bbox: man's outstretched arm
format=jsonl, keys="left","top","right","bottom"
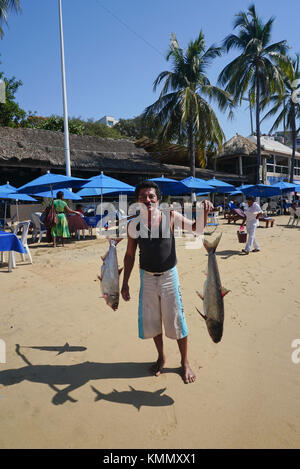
{"left": 121, "top": 233, "right": 137, "bottom": 301}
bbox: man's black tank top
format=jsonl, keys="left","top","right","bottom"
{"left": 134, "top": 212, "right": 177, "bottom": 273}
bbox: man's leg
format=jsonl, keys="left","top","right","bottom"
{"left": 153, "top": 333, "right": 165, "bottom": 376}
{"left": 177, "top": 336, "right": 195, "bottom": 384}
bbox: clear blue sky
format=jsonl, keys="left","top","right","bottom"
{"left": 1, "top": 0, "right": 299, "bottom": 140}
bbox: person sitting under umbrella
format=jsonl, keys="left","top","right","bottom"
{"left": 51, "top": 191, "right": 81, "bottom": 247}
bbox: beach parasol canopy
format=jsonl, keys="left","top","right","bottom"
{"left": 0, "top": 182, "right": 17, "bottom": 193}
{"left": 147, "top": 176, "right": 188, "bottom": 196}
{"left": 271, "top": 181, "right": 298, "bottom": 192}
{"left": 33, "top": 188, "right": 82, "bottom": 200}
{"left": 239, "top": 184, "right": 281, "bottom": 198}
{"left": 0, "top": 192, "right": 37, "bottom": 202}
{"left": 76, "top": 186, "right": 135, "bottom": 197}
{"left": 16, "top": 171, "right": 87, "bottom": 194}
{"left": 205, "top": 177, "right": 235, "bottom": 193}
{"left": 179, "top": 176, "right": 215, "bottom": 193}
{"left": 81, "top": 172, "right": 135, "bottom": 191}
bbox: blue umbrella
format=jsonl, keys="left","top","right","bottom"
{"left": 79, "top": 172, "right": 135, "bottom": 214}
{"left": 16, "top": 171, "right": 87, "bottom": 194}
{"left": 206, "top": 177, "right": 235, "bottom": 193}
{"left": 239, "top": 184, "right": 281, "bottom": 198}
{"left": 147, "top": 176, "right": 187, "bottom": 196}
{"left": 0, "top": 192, "right": 37, "bottom": 225}
{"left": 0, "top": 182, "right": 17, "bottom": 193}
{"left": 77, "top": 186, "right": 134, "bottom": 197}
{"left": 180, "top": 176, "right": 215, "bottom": 193}
{"left": 81, "top": 172, "right": 134, "bottom": 191}
{"left": 271, "top": 181, "right": 298, "bottom": 192}
{"left": 33, "top": 188, "right": 82, "bottom": 200}
{"left": 0, "top": 193, "right": 37, "bottom": 202}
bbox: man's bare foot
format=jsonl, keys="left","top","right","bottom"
{"left": 152, "top": 356, "right": 165, "bottom": 377}
{"left": 182, "top": 362, "right": 196, "bottom": 384}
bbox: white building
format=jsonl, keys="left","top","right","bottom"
{"left": 99, "top": 115, "right": 119, "bottom": 127}
{"left": 248, "top": 135, "right": 300, "bottom": 183}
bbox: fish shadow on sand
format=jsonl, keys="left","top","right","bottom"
{"left": 0, "top": 344, "right": 177, "bottom": 406}
{"left": 91, "top": 385, "right": 174, "bottom": 411}
{"left": 21, "top": 343, "right": 87, "bottom": 356}
{"left": 214, "top": 249, "right": 243, "bottom": 259}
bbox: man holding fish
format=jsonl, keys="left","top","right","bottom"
{"left": 121, "top": 181, "right": 213, "bottom": 384}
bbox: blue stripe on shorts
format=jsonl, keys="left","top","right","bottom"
{"left": 170, "top": 266, "right": 188, "bottom": 338}
{"left": 138, "top": 269, "right": 145, "bottom": 339}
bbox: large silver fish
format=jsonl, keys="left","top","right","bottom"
{"left": 98, "top": 239, "right": 123, "bottom": 311}
{"left": 196, "top": 233, "right": 230, "bottom": 343}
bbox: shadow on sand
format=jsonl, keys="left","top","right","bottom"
{"left": 0, "top": 344, "right": 176, "bottom": 408}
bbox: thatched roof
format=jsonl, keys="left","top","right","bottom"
{"left": 217, "top": 134, "right": 269, "bottom": 158}
{"left": 0, "top": 127, "right": 169, "bottom": 174}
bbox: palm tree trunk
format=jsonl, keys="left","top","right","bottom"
{"left": 188, "top": 118, "right": 195, "bottom": 178}
{"left": 255, "top": 65, "right": 262, "bottom": 184}
{"left": 290, "top": 100, "right": 296, "bottom": 183}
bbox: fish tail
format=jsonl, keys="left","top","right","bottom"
{"left": 203, "top": 232, "right": 222, "bottom": 253}
{"left": 109, "top": 238, "right": 123, "bottom": 247}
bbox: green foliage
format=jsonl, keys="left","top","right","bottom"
{"left": 81, "top": 118, "right": 122, "bottom": 138}
{"left": 218, "top": 3, "right": 289, "bottom": 182}
{"left": 143, "top": 31, "right": 232, "bottom": 172}
{"left": 28, "top": 115, "right": 85, "bottom": 135}
{"left": 115, "top": 115, "right": 159, "bottom": 140}
{"left": 0, "top": 72, "right": 27, "bottom": 126}
{"left": 0, "top": 0, "right": 21, "bottom": 39}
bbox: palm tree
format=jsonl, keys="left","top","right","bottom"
{"left": 261, "top": 55, "right": 300, "bottom": 183}
{"left": 143, "top": 31, "right": 233, "bottom": 178}
{"left": 0, "top": 0, "right": 21, "bottom": 38}
{"left": 218, "top": 4, "right": 289, "bottom": 183}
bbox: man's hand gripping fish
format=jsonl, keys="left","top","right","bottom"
{"left": 196, "top": 233, "right": 230, "bottom": 343}
{"left": 98, "top": 239, "right": 123, "bottom": 311}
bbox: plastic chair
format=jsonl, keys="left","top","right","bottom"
{"left": 261, "top": 202, "right": 268, "bottom": 217}
{"left": 31, "top": 212, "right": 47, "bottom": 243}
{"left": 288, "top": 207, "right": 300, "bottom": 226}
{"left": 12, "top": 221, "right": 33, "bottom": 266}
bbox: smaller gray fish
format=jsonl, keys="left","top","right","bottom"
{"left": 98, "top": 239, "right": 123, "bottom": 311}
{"left": 91, "top": 385, "right": 174, "bottom": 410}
{"left": 196, "top": 233, "right": 230, "bottom": 343}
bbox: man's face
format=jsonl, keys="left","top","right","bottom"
{"left": 247, "top": 199, "right": 254, "bottom": 207}
{"left": 137, "top": 187, "right": 159, "bottom": 212}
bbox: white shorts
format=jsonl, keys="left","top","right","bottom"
{"left": 138, "top": 266, "right": 188, "bottom": 340}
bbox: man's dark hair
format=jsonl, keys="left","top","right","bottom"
{"left": 135, "top": 180, "right": 161, "bottom": 200}
{"left": 57, "top": 191, "right": 64, "bottom": 199}
{"left": 246, "top": 195, "right": 255, "bottom": 201}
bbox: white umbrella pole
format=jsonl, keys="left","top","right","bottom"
{"left": 4, "top": 200, "right": 7, "bottom": 229}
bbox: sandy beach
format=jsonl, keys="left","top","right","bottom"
{"left": 0, "top": 215, "right": 300, "bottom": 449}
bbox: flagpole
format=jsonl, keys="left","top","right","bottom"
{"left": 58, "top": 0, "right": 71, "bottom": 177}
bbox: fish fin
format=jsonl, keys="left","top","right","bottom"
{"left": 90, "top": 385, "right": 102, "bottom": 401}
{"left": 101, "top": 252, "right": 108, "bottom": 262}
{"left": 110, "top": 238, "right": 123, "bottom": 246}
{"left": 196, "top": 307, "right": 207, "bottom": 321}
{"left": 129, "top": 385, "right": 135, "bottom": 391}
{"left": 156, "top": 388, "right": 167, "bottom": 395}
{"left": 221, "top": 287, "right": 230, "bottom": 297}
{"left": 196, "top": 290, "right": 204, "bottom": 301}
{"left": 118, "top": 267, "right": 124, "bottom": 276}
{"left": 203, "top": 232, "right": 222, "bottom": 253}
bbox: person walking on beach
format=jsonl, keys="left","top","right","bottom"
{"left": 242, "top": 195, "right": 263, "bottom": 254}
{"left": 51, "top": 191, "right": 81, "bottom": 247}
{"left": 121, "top": 181, "right": 213, "bottom": 384}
